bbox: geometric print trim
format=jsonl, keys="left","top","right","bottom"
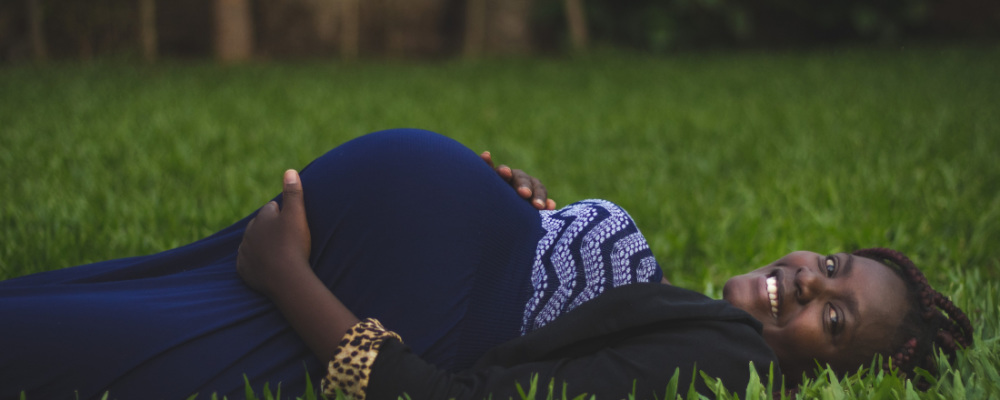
{"left": 521, "top": 199, "right": 661, "bottom": 334}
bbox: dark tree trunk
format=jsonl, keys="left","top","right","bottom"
{"left": 213, "top": 0, "right": 253, "bottom": 62}
{"left": 340, "top": 0, "right": 360, "bottom": 59}
{"left": 563, "top": 0, "right": 587, "bottom": 51}
{"left": 139, "top": 0, "right": 158, "bottom": 62}
{"left": 490, "top": 0, "right": 534, "bottom": 55}
{"left": 463, "top": 0, "right": 486, "bottom": 58}
{"left": 27, "top": 0, "right": 47, "bottom": 62}
{"left": 313, "top": 0, "right": 339, "bottom": 50}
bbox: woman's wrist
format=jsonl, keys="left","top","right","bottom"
{"left": 266, "top": 262, "right": 361, "bottom": 360}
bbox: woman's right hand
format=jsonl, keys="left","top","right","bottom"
{"left": 480, "top": 151, "right": 557, "bottom": 210}
{"left": 237, "top": 169, "right": 361, "bottom": 361}
{"left": 237, "top": 169, "right": 314, "bottom": 298}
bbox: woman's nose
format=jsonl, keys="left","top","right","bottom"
{"left": 795, "top": 267, "right": 825, "bottom": 303}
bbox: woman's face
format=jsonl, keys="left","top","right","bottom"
{"left": 723, "top": 251, "right": 910, "bottom": 382}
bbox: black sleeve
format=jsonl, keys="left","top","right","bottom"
{"left": 365, "top": 319, "right": 777, "bottom": 400}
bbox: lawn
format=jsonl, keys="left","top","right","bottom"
{"left": 1, "top": 44, "right": 998, "bottom": 398}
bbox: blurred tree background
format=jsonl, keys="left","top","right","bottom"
{"left": 0, "top": 0, "right": 996, "bottom": 63}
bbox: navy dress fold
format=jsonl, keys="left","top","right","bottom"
{"left": 0, "top": 129, "right": 545, "bottom": 400}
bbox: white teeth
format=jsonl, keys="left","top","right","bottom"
{"left": 766, "top": 276, "right": 780, "bottom": 318}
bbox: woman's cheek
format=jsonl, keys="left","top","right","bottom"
{"left": 764, "top": 324, "right": 814, "bottom": 376}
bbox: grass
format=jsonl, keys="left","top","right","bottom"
{"left": 1, "top": 44, "right": 998, "bottom": 398}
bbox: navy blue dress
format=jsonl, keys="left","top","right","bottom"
{"left": 0, "top": 129, "right": 662, "bottom": 400}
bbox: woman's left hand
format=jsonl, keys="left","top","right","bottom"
{"left": 237, "top": 169, "right": 314, "bottom": 298}
{"left": 480, "top": 151, "right": 557, "bottom": 210}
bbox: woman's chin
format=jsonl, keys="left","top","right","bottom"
{"left": 721, "top": 275, "right": 744, "bottom": 305}
{"left": 721, "top": 273, "right": 759, "bottom": 315}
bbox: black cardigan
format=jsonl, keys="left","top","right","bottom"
{"left": 367, "top": 283, "right": 780, "bottom": 399}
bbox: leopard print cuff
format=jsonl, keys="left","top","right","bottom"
{"left": 321, "top": 318, "right": 402, "bottom": 400}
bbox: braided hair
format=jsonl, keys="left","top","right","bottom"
{"left": 851, "top": 248, "right": 973, "bottom": 387}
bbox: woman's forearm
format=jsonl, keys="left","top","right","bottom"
{"left": 266, "top": 259, "right": 360, "bottom": 362}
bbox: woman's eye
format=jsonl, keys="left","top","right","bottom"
{"left": 829, "top": 306, "right": 840, "bottom": 333}
{"left": 825, "top": 258, "right": 836, "bottom": 277}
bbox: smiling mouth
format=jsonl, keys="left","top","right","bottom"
{"left": 766, "top": 271, "right": 780, "bottom": 319}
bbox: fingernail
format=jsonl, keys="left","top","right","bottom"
{"left": 534, "top": 199, "right": 545, "bottom": 207}
{"left": 284, "top": 169, "right": 298, "bottom": 185}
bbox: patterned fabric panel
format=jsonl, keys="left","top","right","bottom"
{"left": 521, "top": 199, "right": 662, "bottom": 334}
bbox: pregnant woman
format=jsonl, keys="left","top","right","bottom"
{"left": 0, "top": 129, "right": 971, "bottom": 399}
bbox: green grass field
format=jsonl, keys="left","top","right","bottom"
{"left": 1, "top": 45, "right": 998, "bottom": 399}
